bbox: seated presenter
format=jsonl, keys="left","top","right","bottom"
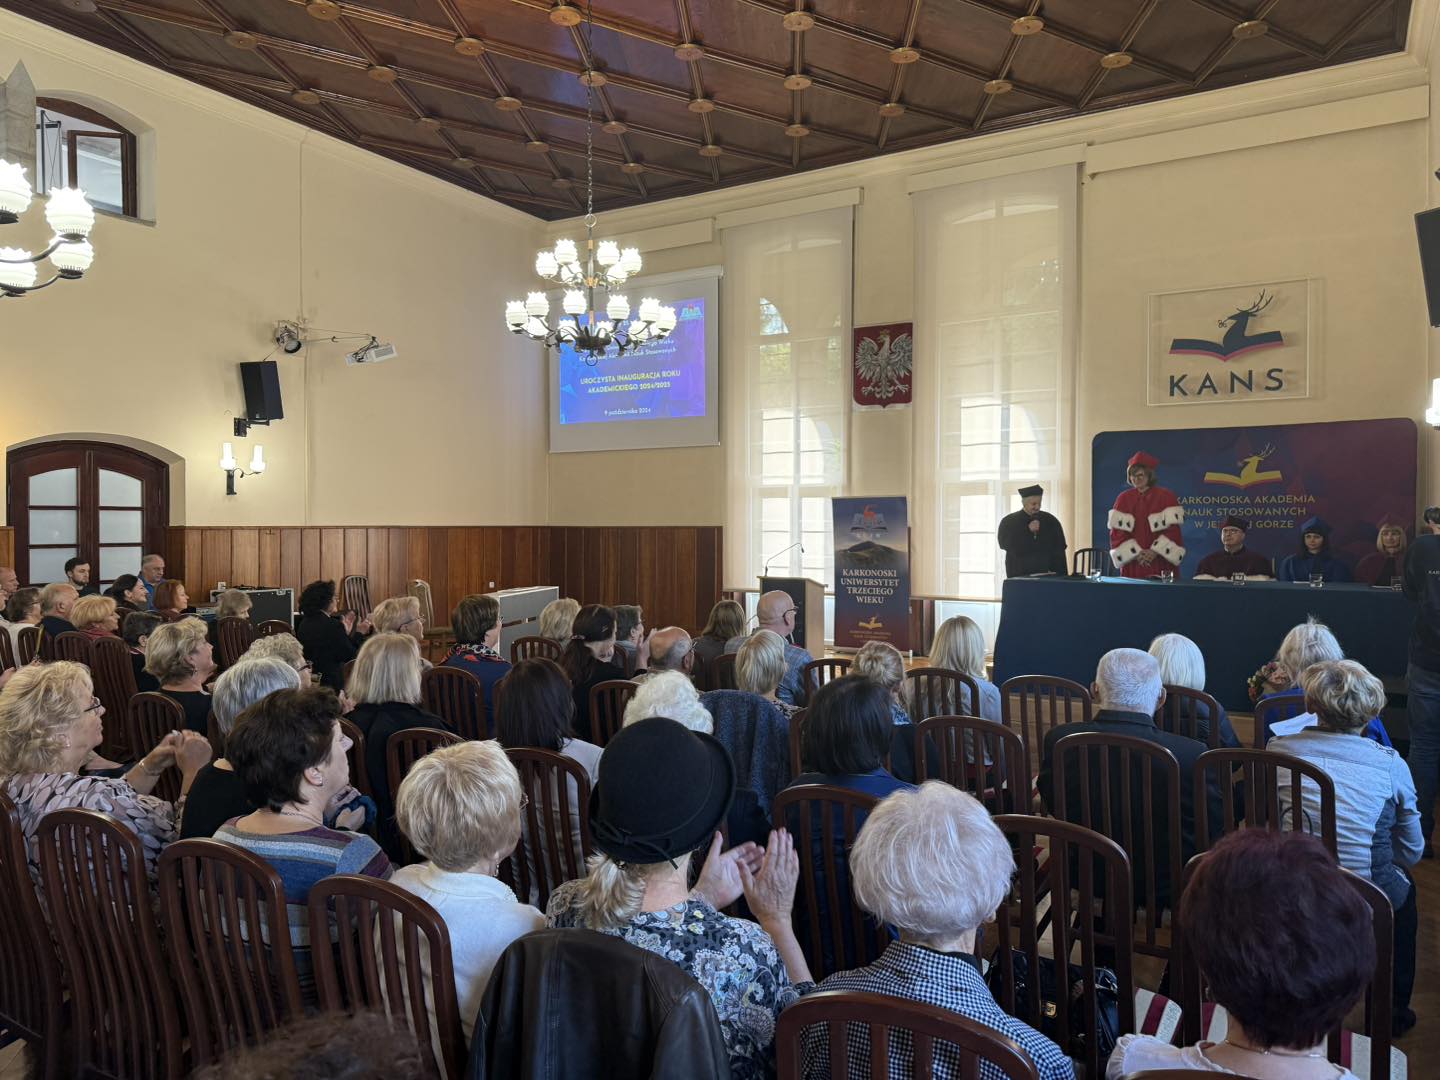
{"left": 1356, "top": 520, "right": 1407, "bottom": 587}
{"left": 996, "top": 484, "right": 1068, "bottom": 578}
{"left": 1277, "top": 517, "right": 1352, "bottom": 583}
{"left": 1107, "top": 452, "right": 1185, "bottom": 580}
{"left": 1192, "top": 516, "right": 1273, "bottom": 580}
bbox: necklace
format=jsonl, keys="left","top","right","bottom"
{"left": 275, "top": 806, "right": 324, "bottom": 828}
{"left": 1213, "top": 1039, "right": 1344, "bottom": 1076}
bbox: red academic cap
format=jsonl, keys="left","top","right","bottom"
{"left": 1127, "top": 451, "right": 1159, "bottom": 470}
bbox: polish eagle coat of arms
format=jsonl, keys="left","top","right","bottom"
{"left": 853, "top": 324, "right": 914, "bottom": 408}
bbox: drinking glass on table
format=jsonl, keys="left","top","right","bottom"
{"left": 1159, "top": 570, "right": 1174, "bottom": 584}
{"left": 1232, "top": 572, "right": 1246, "bottom": 585}
{"left": 1309, "top": 573, "right": 1324, "bottom": 588}
{"left": 1392, "top": 576, "right": 1405, "bottom": 592}
{"left": 1087, "top": 567, "right": 1103, "bottom": 582}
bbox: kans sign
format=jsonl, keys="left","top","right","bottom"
{"left": 833, "top": 497, "right": 911, "bottom": 652}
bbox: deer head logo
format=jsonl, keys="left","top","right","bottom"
{"left": 1171, "top": 289, "right": 1286, "bottom": 362}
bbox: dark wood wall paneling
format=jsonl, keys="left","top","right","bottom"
{"left": 0, "top": 527, "right": 12, "bottom": 569}
{"left": 162, "top": 526, "right": 723, "bottom": 635}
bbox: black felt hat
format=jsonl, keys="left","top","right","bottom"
{"left": 1018, "top": 485, "right": 1044, "bottom": 498}
{"left": 588, "top": 717, "right": 735, "bottom": 865}
{"left": 1220, "top": 515, "right": 1249, "bottom": 532}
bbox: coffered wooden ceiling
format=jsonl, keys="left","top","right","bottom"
{"left": 3, "top": 0, "right": 1413, "bottom": 218}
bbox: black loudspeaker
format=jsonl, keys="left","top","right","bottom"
{"left": 239, "top": 361, "right": 284, "bottom": 423}
{"left": 1416, "top": 208, "right": 1440, "bottom": 328}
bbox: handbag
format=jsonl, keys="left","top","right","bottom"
{"left": 985, "top": 949, "right": 1121, "bottom": 1064}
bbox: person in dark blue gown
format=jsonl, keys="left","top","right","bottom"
{"left": 1277, "top": 516, "right": 1352, "bottom": 583}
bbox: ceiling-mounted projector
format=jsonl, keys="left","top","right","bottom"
{"left": 346, "top": 338, "right": 398, "bottom": 366}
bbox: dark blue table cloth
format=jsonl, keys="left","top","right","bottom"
{"left": 992, "top": 576, "right": 1414, "bottom": 712}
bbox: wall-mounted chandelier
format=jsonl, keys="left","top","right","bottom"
{"left": 0, "top": 159, "right": 96, "bottom": 299}
{"left": 502, "top": 1, "right": 674, "bottom": 365}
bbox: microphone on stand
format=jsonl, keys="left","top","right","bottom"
{"left": 763, "top": 541, "right": 806, "bottom": 576}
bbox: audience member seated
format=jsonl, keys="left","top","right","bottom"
{"left": 71, "top": 594, "right": 121, "bottom": 640}
{"left": 695, "top": 599, "right": 745, "bottom": 680}
{"left": 38, "top": 582, "right": 77, "bottom": 640}
{"left": 1148, "top": 632, "right": 1240, "bottom": 747}
{"left": 370, "top": 595, "right": 432, "bottom": 672}
{"left": 1191, "top": 515, "right": 1274, "bottom": 580}
{"left": 439, "top": 593, "right": 511, "bottom": 715}
{"left": 1, "top": 587, "right": 40, "bottom": 657}
{"left": 0, "top": 661, "right": 211, "bottom": 884}
{"left": 725, "top": 590, "right": 811, "bottom": 706}
{"left": 547, "top": 717, "right": 812, "bottom": 1080}
{"left": 496, "top": 657, "right": 602, "bottom": 902}
{"left": 149, "top": 617, "right": 217, "bottom": 734}
{"left": 295, "top": 580, "right": 364, "bottom": 691}
{"left": 392, "top": 740, "right": 544, "bottom": 1039}
{"left": 1108, "top": 829, "right": 1372, "bottom": 1078}
{"left": 216, "top": 588, "right": 253, "bottom": 621}
{"left": 104, "top": 573, "right": 150, "bottom": 615}
{"left": 348, "top": 632, "right": 448, "bottom": 862}
{"left": 124, "top": 610, "right": 164, "bottom": 692}
{"left": 844, "top": 642, "right": 936, "bottom": 784}
{"left": 558, "top": 604, "right": 632, "bottom": 743}
{"left": 626, "top": 669, "right": 713, "bottom": 733}
{"left": 928, "top": 615, "right": 1002, "bottom": 722}
{"left": 612, "top": 604, "right": 646, "bottom": 670}
{"left": 64, "top": 556, "right": 98, "bottom": 597}
{"left": 639, "top": 626, "right": 693, "bottom": 679}
{"left": 1356, "top": 520, "right": 1408, "bottom": 587}
{"left": 138, "top": 553, "right": 166, "bottom": 609}
{"left": 1274, "top": 659, "right": 1422, "bottom": 1036}
{"left": 698, "top": 673, "right": 789, "bottom": 849}
{"left": 244, "top": 632, "right": 314, "bottom": 687}
{"left": 0, "top": 567, "right": 16, "bottom": 606}
{"left": 1255, "top": 618, "right": 1390, "bottom": 745}
{"left": 193, "top": 1012, "right": 422, "bottom": 1080}
{"left": 804, "top": 782, "right": 1074, "bottom": 1080}
{"left": 216, "top": 687, "right": 391, "bottom": 987}
{"left": 1278, "top": 516, "right": 1353, "bottom": 583}
{"left": 737, "top": 629, "right": 801, "bottom": 719}
{"left": 538, "top": 597, "right": 580, "bottom": 644}
{"left": 152, "top": 578, "right": 190, "bottom": 622}
{"left": 181, "top": 657, "right": 302, "bottom": 839}
{"left": 1038, "top": 648, "right": 1220, "bottom": 911}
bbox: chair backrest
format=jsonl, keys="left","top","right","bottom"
{"left": 772, "top": 784, "right": 885, "bottom": 979}
{"left": 915, "top": 715, "right": 1028, "bottom": 815}
{"left": 54, "top": 629, "right": 93, "bottom": 665}
{"left": 1001, "top": 674, "right": 1093, "bottom": 785}
{"left": 775, "top": 989, "right": 1042, "bottom": 1080}
{"left": 1253, "top": 693, "right": 1306, "bottom": 748}
{"left": 408, "top": 579, "right": 437, "bottom": 627}
{"left": 338, "top": 716, "right": 370, "bottom": 796}
{"left": 992, "top": 814, "right": 1136, "bottom": 1079}
{"left": 0, "top": 791, "right": 63, "bottom": 1079}
{"left": 36, "top": 808, "right": 185, "bottom": 1080}
{"left": 0, "top": 629, "right": 12, "bottom": 671}
{"left": 216, "top": 616, "right": 256, "bottom": 669}
{"left": 421, "top": 665, "right": 487, "bottom": 741}
{"left": 16, "top": 624, "right": 40, "bottom": 665}
{"left": 157, "top": 838, "right": 304, "bottom": 1067}
{"left": 255, "top": 618, "right": 293, "bottom": 638}
{"left": 611, "top": 646, "right": 635, "bottom": 678}
{"left": 504, "top": 747, "right": 594, "bottom": 912}
{"left": 510, "top": 635, "right": 562, "bottom": 665}
{"left": 1156, "top": 685, "right": 1225, "bottom": 749}
{"left": 801, "top": 658, "right": 851, "bottom": 705}
{"left": 588, "top": 679, "right": 639, "bottom": 748}
{"left": 91, "top": 635, "right": 139, "bottom": 761}
{"left": 386, "top": 728, "right": 464, "bottom": 864}
{"left": 340, "top": 575, "right": 372, "bottom": 620}
{"left": 1072, "top": 546, "right": 1104, "bottom": 576}
{"left": 342, "top": 658, "right": 356, "bottom": 690}
{"left": 1191, "top": 747, "right": 1338, "bottom": 854}
{"left": 308, "top": 874, "right": 467, "bottom": 1080}
{"left": 710, "top": 652, "right": 737, "bottom": 691}
{"left": 1049, "top": 730, "right": 1183, "bottom": 960}
{"left": 905, "top": 666, "right": 981, "bottom": 727}
{"left": 788, "top": 707, "right": 808, "bottom": 775}
{"left": 127, "top": 692, "right": 186, "bottom": 802}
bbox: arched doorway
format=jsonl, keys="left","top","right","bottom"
{"left": 7, "top": 440, "right": 169, "bottom": 588}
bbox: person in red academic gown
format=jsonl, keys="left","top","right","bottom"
{"left": 1193, "top": 515, "right": 1274, "bottom": 579}
{"left": 1108, "top": 451, "right": 1185, "bottom": 579}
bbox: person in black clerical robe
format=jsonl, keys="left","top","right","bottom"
{"left": 997, "top": 485, "right": 1068, "bottom": 578}
{"left": 1193, "top": 515, "right": 1273, "bottom": 579}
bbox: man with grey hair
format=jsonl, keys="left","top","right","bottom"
{"left": 0, "top": 567, "right": 17, "bottom": 606}
{"left": 638, "top": 626, "right": 693, "bottom": 680}
{"left": 1038, "top": 648, "right": 1221, "bottom": 908}
{"left": 139, "top": 553, "right": 166, "bottom": 610}
{"left": 38, "top": 582, "right": 78, "bottom": 640}
{"left": 723, "top": 589, "right": 812, "bottom": 705}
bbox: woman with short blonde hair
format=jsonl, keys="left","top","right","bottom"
{"left": 147, "top": 617, "right": 217, "bottom": 735}
{"left": 371, "top": 595, "right": 423, "bottom": 639}
{"left": 244, "top": 633, "right": 312, "bottom": 686}
{"left": 1357, "top": 523, "right": 1408, "bottom": 586}
{"left": 70, "top": 595, "right": 120, "bottom": 638}
{"left": 736, "top": 630, "right": 796, "bottom": 718}
{"left": 538, "top": 597, "right": 580, "bottom": 644}
{"left": 852, "top": 640, "right": 910, "bottom": 723}
{"left": 928, "top": 616, "right": 1002, "bottom": 722}
{"left": 1255, "top": 617, "right": 1389, "bottom": 744}
{"left": 216, "top": 589, "right": 253, "bottom": 620}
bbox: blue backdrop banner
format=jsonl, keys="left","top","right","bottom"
{"left": 833, "top": 497, "right": 911, "bottom": 652}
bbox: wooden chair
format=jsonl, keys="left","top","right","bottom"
{"left": 339, "top": 716, "right": 370, "bottom": 797}
{"left": 0, "top": 792, "right": 63, "bottom": 1080}
{"left": 801, "top": 658, "right": 851, "bottom": 705}
{"left": 510, "top": 635, "right": 561, "bottom": 665}
{"left": 915, "top": 715, "right": 1028, "bottom": 815}
{"left": 157, "top": 838, "right": 304, "bottom": 1068}
{"left": 386, "top": 728, "right": 463, "bottom": 864}
{"left": 54, "top": 630, "right": 93, "bottom": 664}
{"left": 17, "top": 624, "right": 40, "bottom": 665}
{"left": 216, "top": 615, "right": 256, "bottom": 669}
{"left": 91, "top": 635, "right": 139, "bottom": 761}
{"left": 309, "top": 874, "right": 467, "bottom": 1080}
{"left": 905, "top": 666, "right": 981, "bottom": 725}
{"left": 710, "top": 652, "right": 738, "bottom": 691}
{"left": 421, "top": 665, "right": 487, "bottom": 741}
{"left": 775, "top": 989, "right": 1042, "bottom": 1080}
{"left": 1049, "top": 730, "right": 1183, "bottom": 964}
{"left": 1192, "top": 747, "right": 1338, "bottom": 854}
{"left": 254, "top": 619, "right": 293, "bottom": 638}
{"left": 589, "top": 679, "right": 639, "bottom": 748}
{"left": 1156, "top": 685, "right": 1225, "bottom": 749}
{"left": 37, "top": 808, "right": 185, "bottom": 1080}
{"left": 1252, "top": 693, "right": 1306, "bottom": 748}
{"left": 772, "top": 784, "right": 885, "bottom": 980}
{"left": 0, "top": 629, "right": 13, "bottom": 671}
{"left": 505, "top": 747, "right": 594, "bottom": 911}
{"left": 1001, "top": 674, "right": 1092, "bottom": 785}
{"left": 409, "top": 579, "right": 453, "bottom": 648}
{"left": 127, "top": 692, "right": 186, "bottom": 802}
{"left": 992, "top": 814, "right": 1136, "bottom": 1080}
{"left": 611, "top": 646, "right": 635, "bottom": 678}
{"left": 1072, "top": 546, "right": 1105, "bottom": 576}
{"left": 340, "top": 574, "right": 372, "bottom": 620}
{"left": 788, "top": 707, "right": 808, "bottom": 775}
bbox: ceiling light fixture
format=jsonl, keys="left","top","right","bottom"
{"left": 0, "top": 161, "right": 96, "bottom": 299}
{"left": 503, "top": 0, "right": 674, "bottom": 365}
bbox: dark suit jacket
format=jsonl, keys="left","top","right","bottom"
{"left": 350, "top": 700, "right": 450, "bottom": 863}
{"left": 294, "top": 611, "right": 360, "bottom": 691}
{"left": 1038, "top": 708, "right": 1223, "bottom": 909}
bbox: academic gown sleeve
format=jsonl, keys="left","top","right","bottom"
{"left": 1144, "top": 488, "right": 1185, "bottom": 568}
{"left": 1108, "top": 490, "right": 1143, "bottom": 570}
{"left": 1046, "top": 514, "right": 1069, "bottom": 576}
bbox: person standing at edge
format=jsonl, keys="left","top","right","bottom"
{"left": 1404, "top": 523, "right": 1440, "bottom": 856}
{"left": 996, "top": 485, "right": 1068, "bottom": 578}
{"left": 1108, "top": 452, "right": 1185, "bottom": 580}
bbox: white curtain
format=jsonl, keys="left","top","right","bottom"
{"left": 721, "top": 207, "right": 853, "bottom": 587}
{"left": 912, "top": 166, "right": 1078, "bottom": 599}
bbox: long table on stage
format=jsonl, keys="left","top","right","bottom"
{"left": 992, "top": 576, "right": 1414, "bottom": 713}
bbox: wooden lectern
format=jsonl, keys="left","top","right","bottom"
{"left": 758, "top": 576, "right": 826, "bottom": 653}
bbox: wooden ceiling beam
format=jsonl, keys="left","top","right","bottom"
{"left": 1324, "top": 0, "right": 1396, "bottom": 59}
{"left": 1192, "top": 0, "right": 1284, "bottom": 85}
{"left": 1076, "top": 0, "right": 1162, "bottom": 111}
{"left": 876, "top": 0, "right": 923, "bottom": 149}
{"left": 1183, "top": 0, "right": 1327, "bottom": 59}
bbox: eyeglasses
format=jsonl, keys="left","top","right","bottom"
{"left": 400, "top": 617, "right": 424, "bottom": 629}
{"left": 298, "top": 662, "right": 313, "bottom": 673}
{"left": 83, "top": 697, "right": 103, "bottom": 714}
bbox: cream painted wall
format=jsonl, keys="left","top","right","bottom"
{"left": 0, "top": 10, "right": 546, "bottom": 527}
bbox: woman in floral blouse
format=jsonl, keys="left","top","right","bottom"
{"left": 547, "top": 716, "right": 813, "bottom": 1080}
{"left": 0, "top": 660, "right": 212, "bottom": 885}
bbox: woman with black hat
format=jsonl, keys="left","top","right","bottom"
{"left": 1277, "top": 516, "right": 1353, "bottom": 583}
{"left": 546, "top": 716, "right": 813, "bottom": 1080}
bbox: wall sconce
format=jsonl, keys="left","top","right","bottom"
{"left": 220, "top": 441, "right": 266, "bottom": 495}
{"left": 1427, "top": 379, "right": 1440, "bottom": 428}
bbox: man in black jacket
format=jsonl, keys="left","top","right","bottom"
{"left": 38, "top": 582, "right": 78, "bottom": 642}
{"left": 1403, "top": 529, "right": 1440, "bottom": 849}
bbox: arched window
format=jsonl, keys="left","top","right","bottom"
{"left": 34, "top": 97, "right": 138, "bottom": 217}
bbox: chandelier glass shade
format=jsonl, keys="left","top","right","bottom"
{"left": 0, "top": 159, "right": 97, "bottom": 299}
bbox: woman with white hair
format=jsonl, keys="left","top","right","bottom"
{"left": 1147, "top": 633, "right": 1240, "bottom": 748}
{"left": 148, "top": 616, "right": 218, "bottom": 735}
{"left": 1255, "top": 618, "right": 1390, "bottom": 745}
{"left": 734, "top": 630, "right": 796, "bottom": 718}
{"left": 244, "top": 632, "right": 313, "bottom": 687}
{"left": 623, "top": 670, "right": 713, "bottom": 733}
{"left": 538, "top": 597, "right": 580, "bottom": 644}
{"left": 928, "top": 616, "right": 1001, "bottom": 722}
{"left": 802, "top": 782, "right": 1073, "bottom": 1080}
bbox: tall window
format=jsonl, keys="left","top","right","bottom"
{"left": 35, "top": 98, "right": 138, "bottom": 217}
{"left": 912, "top": 167, "right": 1076, "bottom": 602}
{"left": 722, "top": 207, "right": 852, "bottom": 588}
